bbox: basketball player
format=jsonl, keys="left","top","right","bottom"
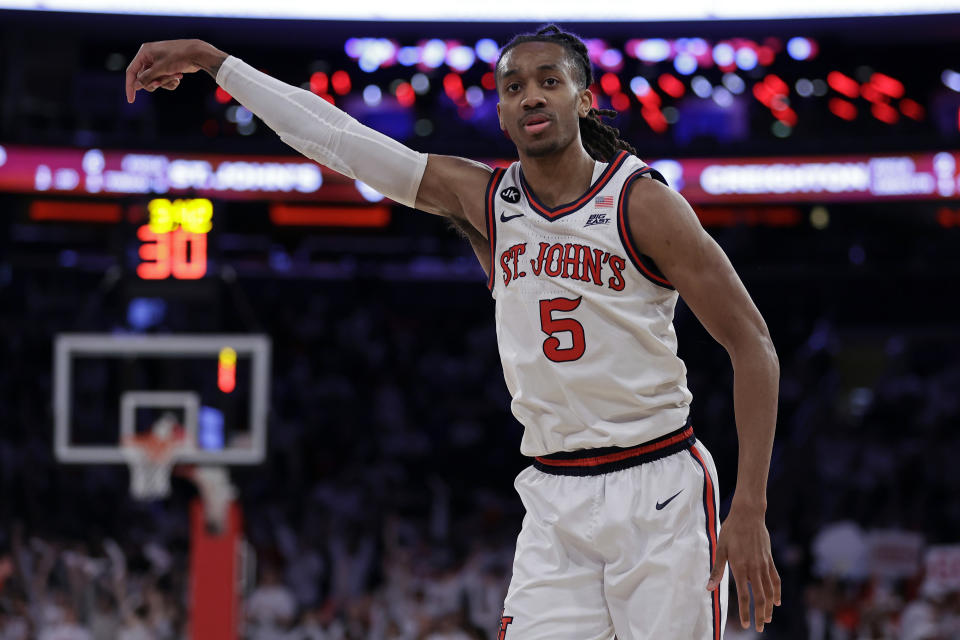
{"left": 126, "top": 25, "right": 781, "bottom": 639}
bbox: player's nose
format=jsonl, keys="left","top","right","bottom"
{"left": 521, "top": 92, "right": 546, "bottom": 109}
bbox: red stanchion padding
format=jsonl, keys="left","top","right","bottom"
{"left": 189, "top": 500, "right": 242, "bottom": 640}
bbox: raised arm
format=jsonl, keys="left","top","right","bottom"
{"left": 625, "top": 177, "right": 781, "bottom": 633}
{"left": 125, "top": 39, "right": 492, "bottom": 234}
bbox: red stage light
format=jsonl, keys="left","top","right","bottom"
{"left": 214, "top": 87, "right": 232, "bottom": 104}
{"left": 331, "top": 71, "right": 352, "bottom": 95}
{"left": 829, "top": 98, "right": 857, "bottom": 121}
{"left": 637, "top": 90, "right": 661, "bottom": 108}
{"left": 757, "top": 46, "right": 775, "bottom": 66}
{"left": 395, "top": 82, "right": 415, "bottom": 107}
{"left": 899, "top": 98, "right": 925, "bottom": 120}
{"left": 481, "top": 71, "right": 496, "bottom": 91}
{"left": 310, "top": 71, "right": 328, "bottom": 95}
{"left": 641, "top": 105, "right": 668, "bottom": 133}
{"left": 775, "top": 107, "right": 798, "bottom": 127}
{"left": 860, "top": 83, "right": 884, "bottom": 104}
{"left": 600, "top": 72, "right": 621, "bottom": 95}
{"left": 657, "top": 73, "right": 685, "bottom": 98}
{"left": 871, "top": 102, "right": 899, "bottom": 124}
{"left": 827, "top": 71, "right": 859, "bottom": 99}
{"left": 443, "top": 73, "right": 464, "bottom": 100}
{"left": 611, "top": 92, "right": 630, "bottom": 112}
{"left": 753, "top": 82, "right": 773, "bottom": 106}
{"left": 869, "top": 73, "right": 904, "bottom": 99}
{"left": 763, "top": 37, "right": 783, "bottom": 52}
{"left": 763, "top": 74, "right": 788, "bottom": 96}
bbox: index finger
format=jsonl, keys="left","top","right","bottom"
{"left": 125, "top": 45, "right": 152, "bottom": 103}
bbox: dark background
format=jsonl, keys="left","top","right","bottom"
{"left": 1, "top": 8, "right": 959, "bottom": 640}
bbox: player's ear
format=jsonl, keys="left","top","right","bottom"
{"left": 578, "top": 88, "right": 593, "bottom": 118}
{"left": 496, "top": 101, "right": 505, "bottom": 130}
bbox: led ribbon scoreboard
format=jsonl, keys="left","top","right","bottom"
{"left": 2, "top": 144, "right": 958, "bottom": 204}
{"left": 2, "top": 144, "right": 960, "bottom": 273}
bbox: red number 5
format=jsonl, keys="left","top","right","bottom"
{"left": 539, "top": 297, "right": 586, "bottom": 362}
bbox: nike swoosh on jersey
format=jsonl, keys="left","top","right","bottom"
{"left": 500, "top": 212, "right": 524, "bottom": 222}
{"left": 655, "top": 490, "right": 683, "bottom": 510}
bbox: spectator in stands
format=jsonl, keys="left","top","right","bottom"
{"left": 246, "top": 564, "right": 298, "bottom": 638}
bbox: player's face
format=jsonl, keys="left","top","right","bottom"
{"left": 496, "top": 42, "right": 592, "bottom": 158}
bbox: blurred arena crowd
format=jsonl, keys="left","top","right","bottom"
{"left": 1, "top": 224, "right": 959, "bottom": 639}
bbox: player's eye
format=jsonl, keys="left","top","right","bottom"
{"left": 544, "top": 77, "right": 559, "bottom": 87}
{"left": 507, "top": 83, "right": 520, "bottom": 92}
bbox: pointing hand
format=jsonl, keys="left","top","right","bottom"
{"left": 125, "top": 39, "right": 227, "bottom": 103}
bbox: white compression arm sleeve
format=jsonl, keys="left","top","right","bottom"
{"left": 216, "top": 56, "right": 427, "bottom": 209}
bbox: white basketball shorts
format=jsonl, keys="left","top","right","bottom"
{"left": 499, "top": 425, "right": 728, "bottom": 640}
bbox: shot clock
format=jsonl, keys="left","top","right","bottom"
{"left": 137, "top": 198, "right": 213, "bottom": 280}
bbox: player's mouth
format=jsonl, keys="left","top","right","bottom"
{"left": 521, "top": 113, "right": 553, "bottom": 135}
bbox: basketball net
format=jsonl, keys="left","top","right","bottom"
{"left": 121, "top": 413, "right": 190, "bottom": 500}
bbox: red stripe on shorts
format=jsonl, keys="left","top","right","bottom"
{"left": 690, "top": 446, "right": 721, "bottom": 640}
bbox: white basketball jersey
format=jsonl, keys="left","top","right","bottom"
{"left": 485, "top": 151, "right": 693, "bottom": 457}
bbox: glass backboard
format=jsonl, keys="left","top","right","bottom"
{"left": 53, "top": 333, "right": 270, "bottom": 466}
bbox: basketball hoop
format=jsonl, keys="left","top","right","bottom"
{"left": 52, "top": 333, "right": 271, "bottom": 640}
{"left": 121, "top": 413, "right": 191, "bottom": 500}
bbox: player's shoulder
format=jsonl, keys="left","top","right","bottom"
{"left": 621, "top": 159, "right": 692, "bottom": 223}
{"left": 614, "top": 153, "right": 674, "bottom": 199}
{"left": 613, "top": 152, "right": 661, "bottom": 181}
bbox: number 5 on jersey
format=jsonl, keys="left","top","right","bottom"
{"left": 539, "top": 297, "right": 586, "bottom": 362}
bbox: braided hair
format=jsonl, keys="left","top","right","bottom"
{"left": 496, "top": 25, "right": 637, "bottom": 162}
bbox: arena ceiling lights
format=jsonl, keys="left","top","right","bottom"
{"left": 2, "top": 0, "right": 960, "bottom": 20}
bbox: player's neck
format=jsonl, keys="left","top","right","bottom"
{"left": 518, "top": 144, "right": 597, "bottom": 208}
